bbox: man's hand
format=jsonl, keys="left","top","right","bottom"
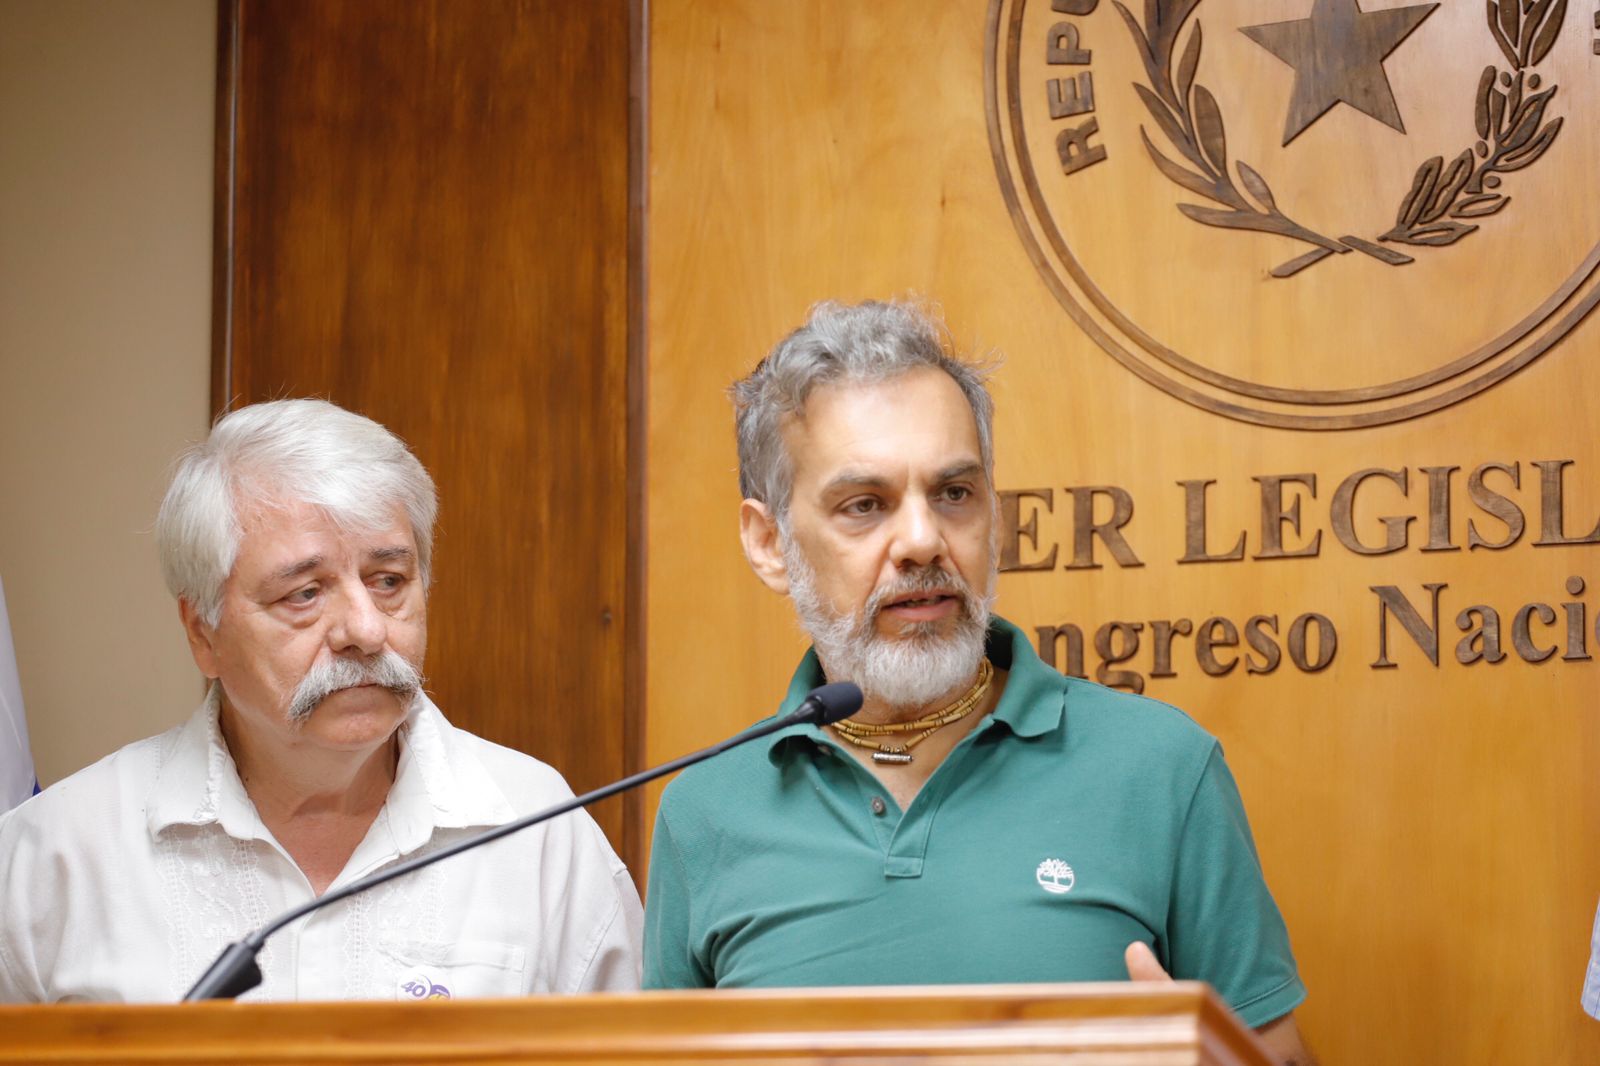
{"left": 1122, "top": 941, "right": 1317, "bottom": 1066}
{"left": 1124, "top": 940, "right": 1172, "bottom": 982}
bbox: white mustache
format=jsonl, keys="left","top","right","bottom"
{"left": 286, "top": 650, "right": 423, "bottom": 723}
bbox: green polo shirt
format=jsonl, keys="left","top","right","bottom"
{"left": 642, "top": 617, "right": 1305, "bottom": 1028}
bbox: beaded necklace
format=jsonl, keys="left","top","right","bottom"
{"left": 829, "top": 659, "right": 994, "bottom": 765}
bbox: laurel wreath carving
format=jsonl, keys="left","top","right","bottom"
{"left": 1381, "top": 0, "right": 1565, "bottom": 247}
{"left": 1117, "top": 0, "right": 1566, "bottom": 278}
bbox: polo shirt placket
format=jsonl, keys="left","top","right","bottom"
{"left": 789, "top": 717, "right": 1027, "bottom": 882}
{"left": 765, "top": 628, "right": 1066, "bottom": 883}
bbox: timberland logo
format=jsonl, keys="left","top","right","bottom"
{"left": 985, "top": 0, "right": 1600, "bottom": 428}
{"left": 1036, "top": 857, "right": 1077, "bottom": 894}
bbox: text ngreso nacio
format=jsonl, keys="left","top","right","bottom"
{"left": 999, "top": 461, "right": 1599, "bottom": 691}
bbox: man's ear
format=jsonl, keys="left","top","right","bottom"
{"left": 178, "top": 598, "right": 223, "bottom": 679}
{"left": 739, "top": 499, "right": 790, "bottom": 596}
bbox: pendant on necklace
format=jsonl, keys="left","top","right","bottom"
{"left": 872, "top": 749, "right": 913, "bottom": 765}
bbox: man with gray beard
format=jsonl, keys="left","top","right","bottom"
{"left": 0, "top": 399, "right": 642, "bottom": 1002}
{"left": 642, "top": 301, "right": 1314, "bottom": 1064}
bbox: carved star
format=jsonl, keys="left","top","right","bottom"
{"left": 1241, "top": 0, "right": 1438, "bottom": 145}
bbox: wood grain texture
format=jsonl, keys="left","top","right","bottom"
{"left": 0, "top": 983, "right": 1270, "bottom": 1065}
{"left": 644, "top": 2, "right": 1600, "bottom": 1063}
{"left": 215, "top": 0, "right": 640, "bottom": 864}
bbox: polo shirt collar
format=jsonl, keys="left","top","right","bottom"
{"left": 145, "top": 687, "right": 516, "bottom": 852}
{"left": 985, "top": 616, "right": 1067, "bottom": 738}
{"left": 764, "top": 615, "right": 1066, "bottom": 763}
{"left": 760, "top": 650, "right": 832, "bottom": 761}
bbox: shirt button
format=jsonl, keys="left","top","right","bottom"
{"left": 870, "top": 796, "right": 887, "bottom": 816}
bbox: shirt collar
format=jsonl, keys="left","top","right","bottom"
{"left": 764, "top": 615, "right": 1067, "bottom": 763}
{"left": 384, "top": 695, "right": 517, "bottom": 850}
{"left": 145, "top": 686, "right": 516, "bottom": 849}
{"left": 144, "top": 684, "right": 261, "bottom": 840}
{"left": 985, "top": 616, "right": 1069, "bottom": 738}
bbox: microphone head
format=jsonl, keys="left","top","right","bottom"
{"left": 802, "top": 681, "right": 863, "bottom": 725}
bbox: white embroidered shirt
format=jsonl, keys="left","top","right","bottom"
{"left": 0, "top": 693, "right": 642, "bottom": 1002}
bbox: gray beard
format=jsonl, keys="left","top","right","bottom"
{"left": 782, "top": 539, "right": 993, "bottom": 710}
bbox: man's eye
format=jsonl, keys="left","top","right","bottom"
{"left": 843, "top": 498, "right": 880, "bottom": 516}
{"left": 371, "top": 573, "right": 404, "bottom": 592}
{"left": 286, "top": 586, "right": 319, "bottom": 605}
{"left": 944, "top": 485, "right": 972, "bottom": 502}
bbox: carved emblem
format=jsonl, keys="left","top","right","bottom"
{"left": 986, "top": 0, "right": 1599, "bottom": 428}
{"left": 1118, "top": 0, "right": 1563, "bottom": 275}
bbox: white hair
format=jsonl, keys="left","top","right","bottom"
{"left": 155, "top": 399, "right": 438, "bottom": 627}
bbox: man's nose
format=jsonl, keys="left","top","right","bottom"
{"left": 327, "top": 582, "right": 387, "bottom": 657}
{"left": 889, "top": 496, "right": 947, "bottom": 569}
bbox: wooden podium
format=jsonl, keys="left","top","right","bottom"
{"left": 0, "top": 982, "right": 1272, "bottom": 1065}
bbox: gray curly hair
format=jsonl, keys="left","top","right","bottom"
{"left": 730, "top": 299, "right": 994, "bottom": 523}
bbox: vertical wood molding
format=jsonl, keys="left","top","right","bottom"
{"left": 623, "top": 0, "right": 651, "bottom": 878}
{"left": 208, "top": 0, "right": 238, "bottom": 419}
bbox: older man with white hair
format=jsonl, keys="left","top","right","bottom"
{"left": 0, "top": 399, "right": 642, "bottom": 1002}
{"left": 642, "top": 300, "right": 1314, "bottom": 1064}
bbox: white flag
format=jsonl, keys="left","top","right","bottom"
{"left": 0, "top": 575, "right": 38, "bottom": 811}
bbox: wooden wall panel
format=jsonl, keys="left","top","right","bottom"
{"left": 645, "top": 2, "right": 1600, "bottom": 1062}
{"left": 214, "top": 0, "right": 641, "bottom": 864}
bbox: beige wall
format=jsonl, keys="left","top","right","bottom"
{"left": 0, "top": 0, "right": 215, "bottom": 786}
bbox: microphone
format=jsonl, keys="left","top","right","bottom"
{"left": 790, "top": 681, "right": 862, "bottom": 726}
{"left": 182, "top": 680, "right": 863, "bottom": 1001}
